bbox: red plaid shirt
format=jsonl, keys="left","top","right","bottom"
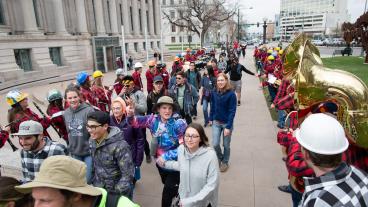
{"left": 80, "top": 86, "right": 98, "bottom": 107}
{"left": 10, "top": 108, "right": 51, "bottom": 136}
{"left": 114, "top": 82, "right": 123, "bottom": 96}
{"left": 346, "top": 143, "right": 368, "bottom": 173}
{"left": 273, "top": 80, "right": 295, "bottom": 110}
{"left": 92, "top": 85, "right": 111, "bottom": 112}
{"left": 145, "top": 70, "right": 155, "bottom": 93}
{"left": 47, "top": 106, "right": 68, "bottom": 141}
{"left": 0, "top": 130, "right": 9, "bottom": 148}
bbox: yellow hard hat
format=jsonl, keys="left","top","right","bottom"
{"left": 275, "top": 47, "right": 280, "bottom": 51}
{"left": 267, "top": 49, "right": 273, "bottom": 54}
{"left": 92, "top": 70, "right": 103, "bottom": 79}
{"left": 267, "top": 55, "right": 275, "bottom": 61}
{"left": 279, "top": 50, "right": 284, "bottom": 55}
{"left": 6, "top": 90, "right": 28, "bottom": 106}
{"left": 148, "top": 60, "right": 156, "bottom": 67}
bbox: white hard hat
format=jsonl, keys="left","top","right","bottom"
{"left": 134, "top": 62, "right": 143, "bottom": 68}
{"left": 115, "top": 68, "right": 124, "bottom": 75}
{"left": 295, "top": 113, "right": 349, "bottom": 155}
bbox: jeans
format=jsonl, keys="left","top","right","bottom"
{"left": 268, "top": 85, "right": 278, "bottom": 103}
{"left": 212, "top": 121, "right": 232, "bottom": 164}
{"left": 277, "top": 109, "right": 287, "bottom": 128}
{"left": 72, "top": 154, "right": 93, "bottom": 184}
{"left": 202, "top": 99, "right": 210, "bottom": 125}
{"left": 192, "top": 103, "right": 198, "bottom": 116}
{"left": 180, "top": 109, "right": 192, "bottom": 124}
{"left": 290, "top": 185, "right": 302, "bottom": 207}
{"left": 157, "top": 165, "right": 180, "bottom": 207}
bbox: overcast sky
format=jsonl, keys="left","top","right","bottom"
{"left": 235, "top": 0, "right": 367, "bottom": 33}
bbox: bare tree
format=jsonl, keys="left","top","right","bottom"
{"left": 163, "top": 0, "right": 237, "bottom": 47}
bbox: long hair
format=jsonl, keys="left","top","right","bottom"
{"left": 216, "top": 73, "right": 232, "bottom": 92}
{"left": 94, "top": 77, "right": 103, "bottom": 87}
{"left": 47, "top": 99, "right": 64, "bottom": 115}
{"left": 185, "top": 123, "right": 209, "bottom": 147}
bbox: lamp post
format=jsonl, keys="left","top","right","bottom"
{"left": 237, "top": 6, "right": 253, "bottom": 43}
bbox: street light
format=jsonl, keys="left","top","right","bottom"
{"left": 237, "top": 6, "right": 253, "bottom": 43}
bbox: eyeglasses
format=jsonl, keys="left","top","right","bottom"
{"left": 176, "top": 77, "right": 182, "bottom": 80}
{"left": 86, "top": 124, "right": 102, "bottom": 130}
{"left": 112, "top": 107, "right": 122, "bottom": 111}
{"left": 184, "top": 134, "right": 200, "bottom": 140}
{"left": 123, "top": 84, "right": 130, "bottom": 88}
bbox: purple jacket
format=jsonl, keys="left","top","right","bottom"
{"left": 110, "top": 115, "right": 145, "bottom": 167}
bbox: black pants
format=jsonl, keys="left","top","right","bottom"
{"left": 142, "top": 128, "right": 150, "bottom": 157}
{"left": 157, "top": 165, "right": 180, "bottom": 207}
{"left": 180, "top": 109, "right": 192, "bottom": 124}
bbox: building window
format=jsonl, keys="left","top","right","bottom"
{"left": 170, "top": 0, "right": 174, "bottom": 5}
{"left": 162, "top": 0, "right": 166, "bottom": 5}
{"left": 107, "top": 1, "right": 112, "bottom": 33}
{"left": 188, "top": 35, "right": 192, "bottom": 42}
{"left": 146, "top": 11, "right": 150, "bottom": 32}
{"left": 179, "top": 10, "right": 183, "bottom": 18}
{"left": 0, "top": 1, "right": 5, "bottom": 25}
{"left": 134, "top": 42, "right": 138, "bottom": 52}
{"left": 179, "top": 36, "right": 182, "bottom": 42}
{"left": 151, "top": 41, "right": 154, "bottom": 49}
{"left": 130, "top": 6, "right": 134, "bottom": 31}
{"left": 171, "top": 24, "right": 176, "bottom": 32}
{"left": 14, "top": 49, "right": 32, "bottom": 72}
{"left": 171, "top": 37, "right": 175, "bottom": 43}
{"left": 179, "top": 0, "right": 182, "bottom": 4}
{"left": 170, "top": 11, "right": 175, "bottom": 18}
{"left": 125, "top": 43, "right": 128, "bottom": 53}
{"left": 143, "top": 42, "right": 146, "bottom": 50}
{"left": 33, "top": 0, "right": 41, "bottom": 27}
{"left": 157, "top": 41, "right": 160, "bottom": 49}
{"left": 139, "top": 9, "right": 143, "bottom": 33}
{"left": 49, "top": 47, "right": 63, "bottom": 66}
{"left": 180, "top": 26, "right": 184, "bottom": 32}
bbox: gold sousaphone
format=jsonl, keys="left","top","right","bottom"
{"left": 283, "top": 34, "right": 368, "bottom": 148}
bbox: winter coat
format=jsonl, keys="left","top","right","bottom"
{"left": 91, "top": 126, "right": 134, "bottom": 197}
{"left": 185, "top": 70, "right": 201, "bottom": 90}
{"left": 165, "top": 145, "right": 219, "bottom": 207}
{"left": 146, "top": 89, "right": 168, "bottom": 114}
{"left": 200, "top": 75, "right": 216, "bottom": 103}
{"left": 127, "top": 114, "right": 187, "bottom": 169}
{"left": 63, "top": 102, "right": 95, "bottom": 156}
{"left": 110, "top": 116, "right": 144, "bottom": 167}
{"left": 169, "top": 83, "right": 199, "bottom": 116}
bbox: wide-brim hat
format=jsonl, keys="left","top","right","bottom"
{"left": 0, "top": 176, "right": 24, "bottom": 201}
{"left": 152, "top": 96, "right": 179, "bottom": 112}
{"left": 16, "top": 155, "right": 101, "bottom": 196}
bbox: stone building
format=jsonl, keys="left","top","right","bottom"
{"left": 0, "top": 0, "right": 161, "bottom": 87}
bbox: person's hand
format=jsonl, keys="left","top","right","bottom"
{"left": 4, "top": 126, "right": 10, "bottom": 133}
{"left": 208, "top": 121, "right": 212, "bottom": 126}
{"left": 156, "top": 156, "right": 165, "bottom": 167}
{"left": 224, "top": 128, "right": 231, "bottom": 137}
{"left": 270, "top": 103, "right": 275, "bottom": 109}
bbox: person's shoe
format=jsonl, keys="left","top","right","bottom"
{"left": 220, "top": 162, "right": 229, "bottom": 172}
{"left": 237, "top": 101, "right": 241, "bottom": 106}
{"left": 282, "top": 157, "right": 287, "bottom": 162}
{"left": 278, "top": 185, "right": 291, "bottom": 194}
{"left": 146, "top": 156, "right": 152, "bottom": 163}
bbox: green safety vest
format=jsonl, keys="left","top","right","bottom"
{"left": 97, "top": 188, "right": 140, "bottom": 207}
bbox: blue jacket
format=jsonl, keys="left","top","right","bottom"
{"left": 209, "top": 90, "right": 237, "bottom": 129}
{"left": 169, "top": 82, "right": 199, "bottom": 116}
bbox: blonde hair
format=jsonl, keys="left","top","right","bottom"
{"left": 111, "top": 97, "right": 127, "bottom": 114}
{"left": 217, "top": 73, "right": 233, "bottom": 92}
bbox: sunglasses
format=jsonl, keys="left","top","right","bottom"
{"left": 123, "top": 84, "right": 131, "bottom": 88}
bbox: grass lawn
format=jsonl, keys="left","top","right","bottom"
{"left": 321, "top": 56, "right": 368, "bottom": 85}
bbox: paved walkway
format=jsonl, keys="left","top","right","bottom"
{"left": 0, "top": 49, "right": 291, "bottom": 207}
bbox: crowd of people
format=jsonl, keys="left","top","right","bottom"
{"left": 0, "top": 39, "right": 367, "bottom": 207}
{"left": 0, "top": 46, "right": 255, "bottom": 207}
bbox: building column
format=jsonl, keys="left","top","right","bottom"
{"left": 154, "top": 0, "right": 161, "bottom": 37}
{"left": 141, "top": 0, "right": 148, "bottom": 53}
{"left": 132, "top": 0, "right": 140, "bottom": 36}
{"left": 122, "top": 0, "right": 131, "bottom": 36}
{"left": 94, "top": 0, "right": 106, "bottom": 36}
{"left": 148, "top": 0, "right": 155, "bottom": 36}
{"left": 109, "top": 0, "right": 119, "bottom": 35}
{"left": 51, "top": 0, "right": 69, "bottom": 35}
{"left": 20, "top": 0, "right": 41, "bottom": 34}
{"left": 75, "top": 0, "right": 89, "bottom": 35}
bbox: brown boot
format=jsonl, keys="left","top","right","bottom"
{"left": 220, "top": 162, "right": 229, "bottom": 172}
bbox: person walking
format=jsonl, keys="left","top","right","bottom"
{"left": 147, "top": 76, "right": 168, "bottom": 115}
{"left": 63, "top": 86, "right": 95, "bottom": 184}
{"left": 87, "top": 111, "right": 134, "bottom": 199}
{"left": 169, "top": 71, "right": 199, "bottom": 124}
{"left": 184, "top": 62, "right": 201, "bottom": 120}
{"left": 92, "top": 70, "right": 111, "bottom": 112}
{"left": 76, "top": 71, "right": 98, "bottom": 107}
{"left": 296, "top": 114, "right": 368, "bottom": 206}
{"left": 126, "top": 96, "right": 187, "bottom": 207}
{"left": 146, "top": 60, "right": 156, "bottom": 94}
{"left": 200, "top": 66, "right": 216, "bottom": 127}
{"left": 163, "top": 123, "right": 219, "bottom": 207}
{"left": 110, "top": 97, "right": 145, "bottom": 183}
{"left": 113, "top": 68, "right": 125, "bottom": 97}
{"left": 132, "top": 63, "right": 144, "bottom": 91}
{"left": 12, "top": 120, "right": 67, "bottom": 182}
{"left": 209, "top": 73, "right": 237, "bottom": 172}
{"left": 224, "top": 56, "right": 256, "bottom": 106}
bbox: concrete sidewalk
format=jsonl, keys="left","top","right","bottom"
{"left": 0, "top": 50, "right": 291, "bottom": 207}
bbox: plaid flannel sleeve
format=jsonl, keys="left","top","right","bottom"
{"left": 286, "top": 137, "right": 314, "bottom": 177}
{"left": 273, "top": 80, "right": 288, "bottom": 106}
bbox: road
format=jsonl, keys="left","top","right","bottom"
{"left": 0, "top": 49, "right": 291, "bottom": 207}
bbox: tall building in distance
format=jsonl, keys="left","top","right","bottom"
{"left": 279, "top": 0, "right": 349, "bottom": 40}
{"left": 0, "top": 0, "right": 161, "bottom": 86}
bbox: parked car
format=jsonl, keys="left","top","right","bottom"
{"left": 341, "top": 47, "right": 353, "bottom": 56}
{"left": 311, "top": 39, "right": 324, "bottom": 46}
{"left": 332, "top": 38, "right": 344, "bottom": 46}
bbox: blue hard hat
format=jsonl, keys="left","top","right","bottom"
{"left": 76, "top": 71, "right": 89, "bottom": 85}
{"left": 177, "top": 54, "right": 182, "bottom": 58}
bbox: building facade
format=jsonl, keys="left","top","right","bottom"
{"left": 0, "top": 0, "right": 161, "bottom": 86}
{"left": 279, "top": 0, "right": 349, "bottom": 40}
{"left": 161, "top": 0, "right": 200, "bottom": 48}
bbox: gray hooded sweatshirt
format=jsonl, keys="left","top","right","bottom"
{"left": 165, "top": 144, "right": 219, "bottom": 207}
{"left": 63, "top": 102, "right": 95, "bottom": 156}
